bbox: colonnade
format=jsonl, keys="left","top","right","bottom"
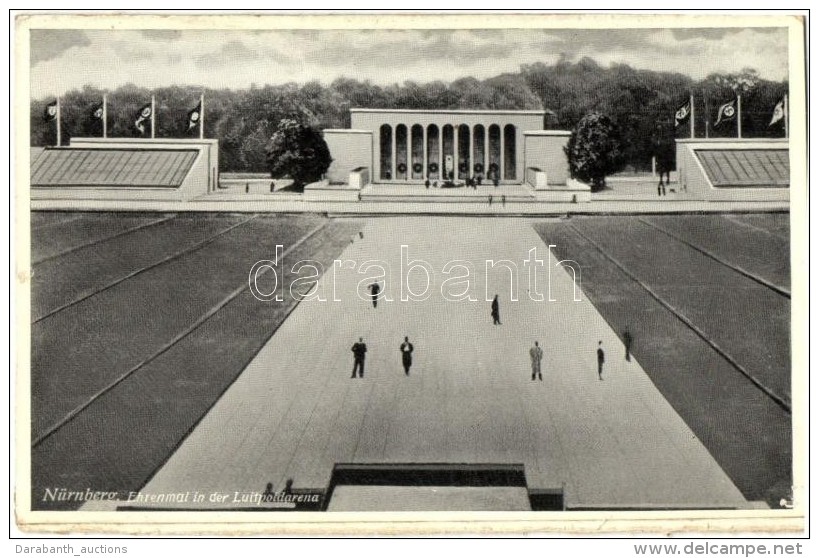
{"left": 378, "top": 123, "right": 517, "bottom": 182}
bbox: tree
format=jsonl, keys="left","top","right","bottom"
{"left": 31, "top": 61, "right": 788, "bottom": 170}
{"left": 265, "top": 119, "right": 332, "bottom": 188}
{"left": 565, "top": 112, "right": 625, "bottom": 191}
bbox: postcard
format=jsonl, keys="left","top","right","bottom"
{"left": 13, "top": 11, "right": 807, "bottom": 535}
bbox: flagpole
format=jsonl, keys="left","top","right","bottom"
{"left": 56, "top": 97, "right": 61, "bottom": 147}
{"left": 689, "top": 92, "right": 695, "bottom": 139}
{"left": 151, "top": 95, "right": 156, "bottom": 139}
{"left": 784, "top": 93, "right": 789, "bottom": 139}
{"left": 199, "top": 93, "right": 204, "bottom": 140}
{"left": 704, "top": 91, "right": 709, "bottom": 139}
{"left": 103, "top": 94, "right": 107, "bottom": 138}
{"left": 737, "top": 95, "right": 742, "bottom": 139}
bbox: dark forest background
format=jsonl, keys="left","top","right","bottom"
{"left": 31, "top": 58, "right": 789, "bottom": 172}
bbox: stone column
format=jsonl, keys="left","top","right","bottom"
{"left": 437, "top": 124, "right": 443, "bottom": 181}
{"left": 471, "top": 126, "right": 477, "bottom": 178}
{"left": 453, "top": 125, "right": 459, "bottom": 180}
{"left": 500, "top": 125, "right": 506, "bottom": 182}
{"left": 406, "top": 124, "right": 413, "bottom": 182}
{"left": 422, "top": 125, "right": 428, "bottom": 180}
{"left": 484, "top": 126, "right": 489, "bottom": 175}
{"left": 391, "top": 124, "right": 397, "bottom": 182}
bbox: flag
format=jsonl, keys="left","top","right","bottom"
{"left": 134, "top": 103, "right": 152, "bottom": 134}
{"left": 43, "top": 100, "right": 58, "bottom": 122}
{"left": 90, "top": 103, "right": 104, "bottom": 120}
{"left": 674, "top": 100, "right": 691, "bottom": 127}
{"left": 187, "top": 101, "right": 201, "bottom": 130}
{"left": 769, "top": 98, "right": 785, "bottom": 126}
{"left": 715, "top": 99, "right": 736, "bottom": 127}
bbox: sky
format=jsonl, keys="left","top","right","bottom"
{"left": 29, "top": 27, "right": 790, "bottom": 99}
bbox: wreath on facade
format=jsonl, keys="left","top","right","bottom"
{"left": 413, "top": 162, "right": 423, "bottom": 174}
{"left": 458, "top": 161, "right": 468, "bottom": 173}
{"left": 397, "top": 162, "right": 407, "bottom": 174}
{"left": 474, "top": 162, "right": 484, "bottom": 174}
{"left": 428, "top": 162, "right": 439, "bottom": 173}
{"left": 488, "top": 162, "right": 499, "bottom": 172}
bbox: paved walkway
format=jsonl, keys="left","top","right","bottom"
{"left": 32, "top": 197, "right": 788, "bottom": 214}
{"left": 118, "top": 217, "right": 747, "bottom": 511}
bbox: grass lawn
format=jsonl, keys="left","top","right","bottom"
{"left": 30, "top": 213, "right": 363, "bottom": 510}
{"left": 533, "top": 214, "right": 791, "bottom": 505}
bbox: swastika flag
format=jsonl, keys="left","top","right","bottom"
{"left": 715, "top": 99, "right": 736, "bottom": 127}
{"left": 134, "top": 103, "right": 152, "bottom": 134}
{"left": 769, "top": 98, "right": 785, "bottom": 127}
{"left": 43, "top": 100, "right": 58, "bottom": 122}
{"left": 187, "top": 102, "right": 201, "bottom": 130}
{"left": 674, "top": 100, "right": 691, "bottom": 127}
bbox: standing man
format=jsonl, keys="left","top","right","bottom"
{"left": 530, "top": 341, "right": 543, "bottom": 381}
{"left": 400, "top": 336, "right": 414, "bottom": 376}
{"left": 623, "top": 327, "right": 633, "bottom": 362}
{"left": 597, "top": 341, "right": 605, "bottom": 381}
{"left": 351, "top": 337, "right": 367, "bottom": 378}
{"left": 491, "top": 294, "right": 501, "bottom": 325}
{"left": 368, "top": 282, "right": 381, "bottom": 309}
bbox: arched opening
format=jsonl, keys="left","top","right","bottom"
{"left": 426, "top": 125, "right": 440, "bottom": 181}
{"left": 395, "top": 124, "right": 408, "bottom": 180}
{"left": 411, "top": 124, "right": 424, "bottom": 180}
{"left": 457, "top": 124, "right": 470, "bottom": 180}
{"left": 442, "top": 124, "right": 455, "bottom": 181}
{"left": 379, "top": 124, "right": 392, "bottom": 181}
{"left": 488, "top": 124, "right": 501, "bottom": 182}
{"left": 504, "top": 124, "right": 516, "bottom": 181}
{"left": 473, "top": 124, "right": 486, "bottom": 180}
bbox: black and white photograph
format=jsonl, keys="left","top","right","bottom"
{"left": 13, "top": 12, "right": 807, "bottom": 534}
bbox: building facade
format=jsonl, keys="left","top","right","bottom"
{"left": 324, "top": 108, "right": 572, "bottom": 187}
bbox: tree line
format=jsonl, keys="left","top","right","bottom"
{"left": 30, "top": 58, "right": 789, "bottom": 172}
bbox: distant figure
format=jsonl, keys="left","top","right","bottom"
{"left": 385, "top": 170, "right": 392, "bottom": 180}
{"left": 283, "top": 479, "right": 293, "bottom": 494}
{"left": 400, "top": 336, "right": 414, "bottom": 376}
{"left": 262, "top": 482, "right": 275, "bottom": 503}
{"left": 368, "top": 282, "right": 381, "bottom": 308}
{"left": 359, "top": 231, "right": 364, "bottom": 239}
{"left": 530, "top": 341, "right": 543, "bottom": 381}
{"left": 493, "top": 176, "right": 500, "bottom": 188}
{"left": 597, "top": 341, "right": 605, "bottom": 380}
{"left": 501, "top": 194, "right": 506, "bottom": 207}
{"left": 623, "top": 327, "right": 633, "bottom": 362}
{"left": 477, "top": 175, "right": 483, "bottom": 186}
{"left": 425, "top": 179, "right": 430, "bottom": 189}
{"left": 433, "top": 180, "right": 438, "bottom": 188}
{"left": 351, "top": 337, "right": 367, "bottom": 378}
{"left": 657, "top": 158, "right": 670, "bottom": 194}
{"left": 655, "top": 133, "right": 674, "bottom": 195}
{"left": 488, "top": 195, "right": 493, "bottom": 206}
{"left": 491, "top": 295, "right": 501, "bottom": 325}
